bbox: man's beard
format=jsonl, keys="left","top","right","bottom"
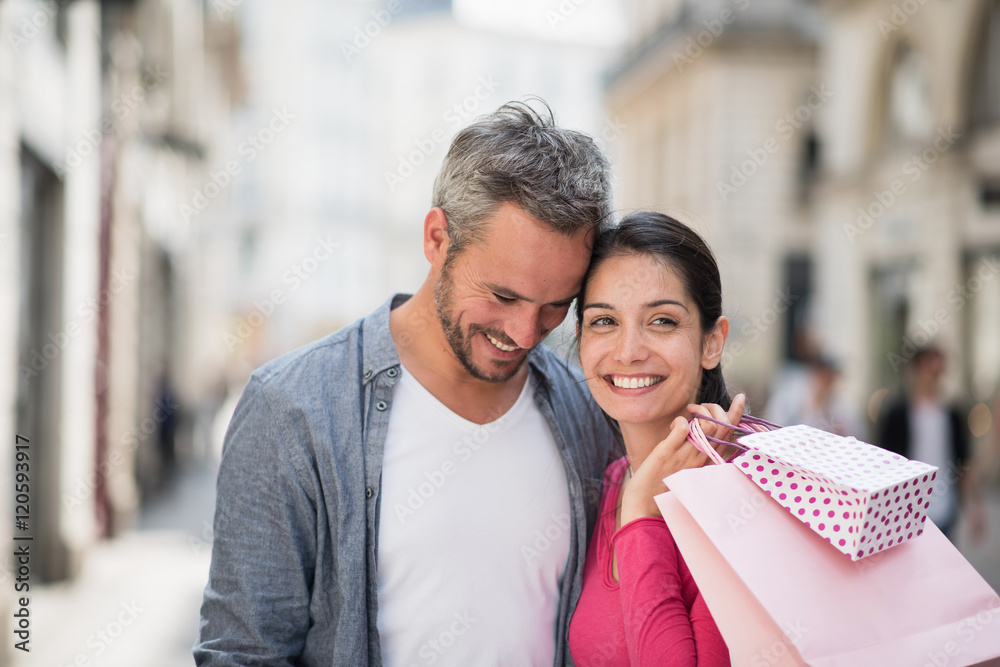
{"left": 434, "top": 262, "right": 526, "bottom": 384}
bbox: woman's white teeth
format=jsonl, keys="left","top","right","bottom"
{"left": 611, "top": 375, "right": 662, "bottom": 389}
{"left": 485, "top": 333, "right": 518, "bottom": 352}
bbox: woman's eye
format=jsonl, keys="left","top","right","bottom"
{"left": 652, "top": 317, "right": 678, "bottom": 326}
{"left": 589, "top": 316, "right": 615, "bottom": 327}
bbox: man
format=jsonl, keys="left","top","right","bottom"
{"left": 878, "top": 344, "right": 986, "bottom": 543}
{"left": 195, "top": 101, "right": 616, "bottom": 666}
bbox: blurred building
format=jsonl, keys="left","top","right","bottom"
{"left": 812, "top": 0, "right": 1000, "bottom": 436}
{"left": 0, "top": 0, "right": 239, "bottom": 618}
{"left": 210, "top": 0, "right": 623, "bottom": 374}
{"left": 606, "top": 0, "right": 823, "bottom": 402}
{"left": 1, "top": 0, "right": 104, "bottom": 592}
{"left": 607, "top": 0, "right": 1000, "bottom": 439}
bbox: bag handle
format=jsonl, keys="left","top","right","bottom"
{"left": 686, "top": 412, "right": 782, "bottom": 464}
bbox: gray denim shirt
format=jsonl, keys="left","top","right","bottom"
{"left": 195, "top": 294, "right": 614, "bottom": 666}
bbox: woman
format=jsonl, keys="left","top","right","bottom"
{"left": 568, "top": 211, "right": 742, "bottom": 666}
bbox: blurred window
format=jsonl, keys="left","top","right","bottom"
{"left": 16, "top": 145, "right": 68, "bottom": 581}
{"left": 970, "top": 1, "right": 1000, "bottom": 129}
{"left": 782, "top": 255, "right": 813, "bottom": 362}
{"left": 963, "top": 249, "right": 1000, "bottom": 403}
{"left": 869, "top": 262, "right": 914, "bottom": 394}
{"left": 797, "top": 130, "right": 820, "bottom": 205}
{"left": 886, "top": 44, "right": 935, "bottom": 148}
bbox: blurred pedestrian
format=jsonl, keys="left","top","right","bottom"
{"left": 877, "top": 344, "right": 987, "bottom": 544}
{"left": 766, "top": 354, "right": 865, "bottom": 438}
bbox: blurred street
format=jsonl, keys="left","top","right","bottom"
{"left": 13, "top": 462, "right": 217, "bottom": 667}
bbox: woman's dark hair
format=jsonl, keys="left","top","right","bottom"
{"left": 576, "top": 210, "right": 731, "bottom": 410}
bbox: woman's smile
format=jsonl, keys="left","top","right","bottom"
{"left": 606, "top": 373, "right": 666, "bottom": 391}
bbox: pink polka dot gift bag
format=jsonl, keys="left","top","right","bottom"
{"left": 652, "top": 417, "right": 1000, "bottom": 666}
{"left": 707, "top": 421, "right": 938, "bottom": 561}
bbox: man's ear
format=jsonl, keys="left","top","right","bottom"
{"left": 424, "top": 207, "right": 450, "bottom": 267}
{"left": 701, "top": 315, "right": 730, "bottom": 370}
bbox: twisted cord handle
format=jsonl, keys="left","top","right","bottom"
{"left": 685, "top": 412, "right": 782, "bottom": 465}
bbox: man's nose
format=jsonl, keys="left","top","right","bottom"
{"left": 505, "top": 307, "right": 545, "bottom": 350}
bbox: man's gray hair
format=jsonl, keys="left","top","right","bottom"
{"left": 431, "top": 99, "right": 613, "bottom": 257}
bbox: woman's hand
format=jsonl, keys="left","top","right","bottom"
{"left": 621, "top": 418, "right": 707, "bottom": 524}
{"left": 620, "top": 395, "right": 748, "bottom": 525}
{"left": 686, "top": 393, "right": 746, "bottom": 463}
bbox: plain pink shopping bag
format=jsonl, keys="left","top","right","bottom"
{"left": 655, "top": 464, "right": 1000, "bottom": 667}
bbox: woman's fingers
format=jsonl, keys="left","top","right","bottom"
{"left": 642, "top": 417, "right": 691, "bottom": 470}
{"left": 727, "top": 393, "right": 746, "bottom": 425}
{"left": 687, "top": 402, "right": 730, "bottom": 442}
{"left": 687, "top": 393, "right": 747, "bottom": 438}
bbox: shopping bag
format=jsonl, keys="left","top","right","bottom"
{"left": 689, "top": 417, "right": 937, "bottom": 559}
{"left": 655, "top": 464, "right": 1000, "bottom": 667}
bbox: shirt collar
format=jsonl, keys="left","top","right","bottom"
{"left": 360, "top": 294, "right": 407, "bottom": 385}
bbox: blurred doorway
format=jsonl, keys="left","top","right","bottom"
{"left": 869, "top": 262, "right": 914, "bottom": 396}
{"left": 16, "top": 145, "right": 71, "bottom": 582}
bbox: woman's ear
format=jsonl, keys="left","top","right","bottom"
{"left": 423, "top": 207, "right": 450, "bottom": 266}
{"left": 701, "top": 315, "right": 730, "bottom": 370}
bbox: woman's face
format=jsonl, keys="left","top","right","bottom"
{"left": 579, "top": 253, "right": 723, "bottom": 430}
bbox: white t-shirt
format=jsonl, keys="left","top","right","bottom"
{"left": 376, "top": 368, "right": 571, "bottom": 667}
{"left": 910, "top": 402, "right": 957, "bottom": 525}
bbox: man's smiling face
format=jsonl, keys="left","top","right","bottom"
{"left": 434, "top": 202, "right": 593, "bottom": 383}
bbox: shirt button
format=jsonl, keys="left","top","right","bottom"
{"left": 376, "top": 400, "right": 388, "bottom": 411}
{"left": 363, "top": 370, "right": 372, "bottom": 380}
{"left": 387, "top": 367, "right": 399, "bottom": 378}
{"left": 366, "top": 487, "right": 373, "bottom": 499}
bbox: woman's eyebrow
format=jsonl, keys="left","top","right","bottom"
{"left": 644, "top": 299, "right": 689, "bottom": 311}
{"left": 583, "top": 299, "right": 689, "bottom": 311}
{"left": 581, "top": 302, "right": 613, "bottom": 311}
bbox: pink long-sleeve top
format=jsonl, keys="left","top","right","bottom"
{"left": 568, "top": 457, "right": 731, "bottom": 666}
